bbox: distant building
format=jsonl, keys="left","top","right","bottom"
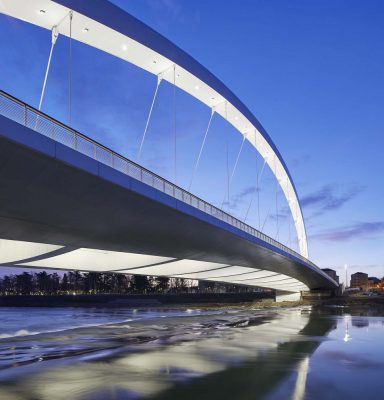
{"left": 350, "top": 272, "right": 369, "bottom": 289}
{"left": 368, "top": 277, "right": 380, "bottom": 288}
{"left": 322, "top": 268, "right": 340, "bottom": 284}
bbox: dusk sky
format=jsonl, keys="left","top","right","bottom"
{"left": 0, "top": 0, "right": 383, "bottom": 282}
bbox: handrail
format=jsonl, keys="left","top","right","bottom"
{"left": 0, "top": 89, "right": 317, "bottom": 268}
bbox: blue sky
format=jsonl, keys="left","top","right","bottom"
{"left": 0, "top": 0, "right": 383, "bottom": 282}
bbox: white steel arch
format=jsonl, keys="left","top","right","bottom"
{"left": 0, "top": 0, "right": 308, "bottom": 258}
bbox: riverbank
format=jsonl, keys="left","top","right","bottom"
{"left": 2, "top": 293, "right": 384, "bottom": 313}
{"left": 316, "top": 295, "right": 384, "bottom": 315}
{"left": 0, "top": 292, "right": 274, "bottom": 308}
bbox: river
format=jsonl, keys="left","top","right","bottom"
{"left": 0, "top": 304, "right": 383, "bottom": 399}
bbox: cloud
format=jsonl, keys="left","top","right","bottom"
{"left": 311, "top": 221, "right": 384, "bottom": 242}
{"left": 269, "top": 212, "right": 289, "bottom": 221}
{"left": 221, "top": 186, "right": 261, "bottom": 212}
{"left": 231, "top": 186, "right": 259, "bottom": 202}
{"left": 222, "top": 199, "right": 239, "bottom": 212}
{"left": 291, "top": 154, "right": 311, "bottom": 168}
{"left": 301, "top": 184, "right": 364, "bottom": 216}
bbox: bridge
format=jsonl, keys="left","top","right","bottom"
{"left": 0, "top": 0, "right": 338, "bottom": 297}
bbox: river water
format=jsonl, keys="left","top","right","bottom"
{"left": 0, "top": 305, "right": 383, "bottom": 400}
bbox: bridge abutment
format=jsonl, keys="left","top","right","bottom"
{"left": 275, "top": 291, "right": 301, "bottom": 302}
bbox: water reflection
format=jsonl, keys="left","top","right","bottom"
{"left": 292, "top": 357, "right": 309, "bottom": 400}
{"left": 0, "top": 306, "right": 383, "bottom": 399}
{"left": 154, "top": 311, "right": 336, "bottom": 400}
{"left": 352, "top": 318, "right": 369, "bottom": 328}
{"left": 344, "top": 315, "right": 351, "bottom": 342}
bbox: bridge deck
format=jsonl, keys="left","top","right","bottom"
{"left": 0, "top": 91, "right": 337, "bottom": 292}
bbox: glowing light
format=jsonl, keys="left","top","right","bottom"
{"left": 343, "top": 316, "right": 351, "bottom": 342}
{"left": 343, "top": 331, "right": 351, "bottom": 342}
{"left": 121, "top": 44, "right": 128, "bottom": 51}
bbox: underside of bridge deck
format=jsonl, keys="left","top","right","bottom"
{"left": 0, "top": 115, "right": 336, "bottom": 292}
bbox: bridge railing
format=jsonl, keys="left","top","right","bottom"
{"left": 0, "top": 89, "right": 316, "bottom": 268}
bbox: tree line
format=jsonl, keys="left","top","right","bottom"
{"left": 0, "top": 271, "right": 200, "bottom": 296}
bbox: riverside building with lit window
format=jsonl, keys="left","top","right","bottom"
{"left": 350, "top": 272, "right": 369, "bottom": 290}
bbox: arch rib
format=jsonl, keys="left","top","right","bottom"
{"left": 0, "top": 0, "right": 308, "bottom": 258}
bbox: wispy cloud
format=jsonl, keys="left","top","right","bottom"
{"left": 301, "top": 184, "right": 364, "bottom": 216}
{"left": 222, "top": 186, "right": 260, "bottom": 212}
{"left": 269, "top": 212, "right": 289, "bottom": 222}
{"left": 291, "top": 154, "right": 311, "bottom": 168}
{"left": 311, "top": 221, "right": 384, "bottom": 242}
{"left": 231, "top": 186, "right": 259, "bottom": 202}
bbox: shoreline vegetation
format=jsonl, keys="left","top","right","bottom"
{"left": 1, "top": 271, "right": 383, "bottom": 311}
{"left": 0, "top": 270, "right": 268, "bottom": 297}
{"left": 0, "top": 270, "right": 276, "bottom": 308}
{"left": 0, "top": 292, "right": 274, "bottom": 308}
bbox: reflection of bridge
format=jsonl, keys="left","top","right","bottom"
{"left": 153, "top": 310, "right": 337, "bottom": 400}
{"left": 0, "top": 308, "right": 337, "bottom": 399}
{"left": 0, "top": 0, "right": 338, "bottom": 295}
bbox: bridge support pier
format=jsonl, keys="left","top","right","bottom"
{"left": 275, "top": 291, "right": 301, "bottom": 302}
{"left": 301, "top": 290, "right": 335, "bottom": 300}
